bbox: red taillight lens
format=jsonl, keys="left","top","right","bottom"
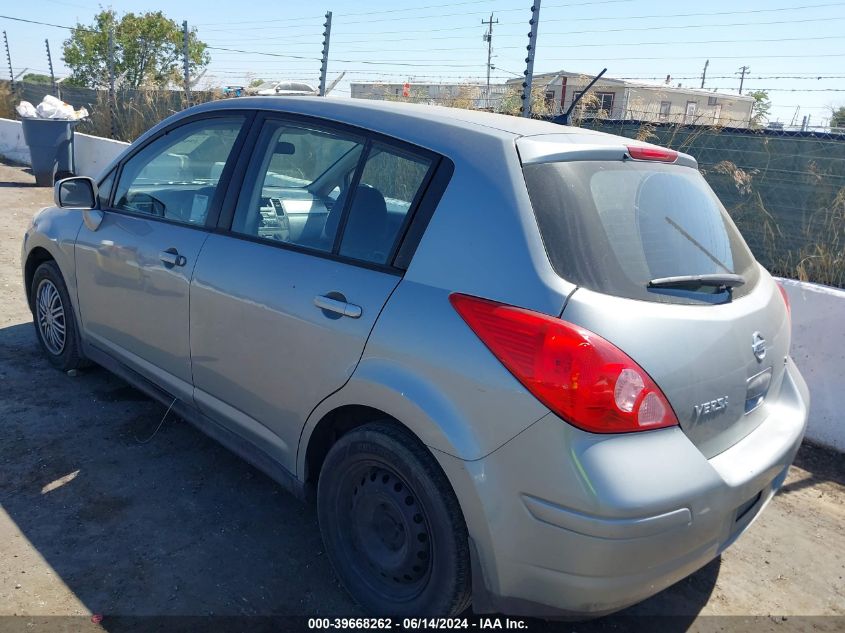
{"left": 776, "top": 281, "right": 791, "bottom": 317}
{"left": 450, "top": 294, "right": 678, "bottom": 434}
{"left": 626, "top": 145, "right": 678, "bottom": 163}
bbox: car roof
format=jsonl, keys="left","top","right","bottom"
{"left": 188, "top": 96, "right": 618, "bottom": 145}
{"left": 129, "top": 96, "right": 694, "bottom": 172}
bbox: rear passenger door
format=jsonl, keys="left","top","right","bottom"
{"left": 189, "top": 115, "right": 437, "bottom": 471}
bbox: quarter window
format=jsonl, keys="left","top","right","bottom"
{"left": 112, "top": 116, "right": 245, "bottom": 225}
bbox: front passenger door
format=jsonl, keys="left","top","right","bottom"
{"left": 74, "top": 115, "right": 248, "bottom": 401}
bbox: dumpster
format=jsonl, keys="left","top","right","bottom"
{"left": 21, "top": 118, "right": 79, "bottom": 187}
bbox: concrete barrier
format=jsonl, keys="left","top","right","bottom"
{"left": 0, "top": 117, "right": 30, "bottom": 165}
{"left": 1, "top": 117, "right": 842, "bottom": 451}
{"left": 0, "top": 117, "right": 128, "bottom": 179}
{"left": 73, "top": 131, "right": 129, "bottom": 178}
{"left": 778, "top": 278, "right": 845, "bottom": 452}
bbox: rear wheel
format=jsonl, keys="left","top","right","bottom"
{"left": 317, "top": 422, "right": 471, "bottom": 617}
{"left": 30, "top": 261, "right": 86, "bottom": 372}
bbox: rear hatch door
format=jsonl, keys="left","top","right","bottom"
{"left": 520, "top": 151, "right": 790, "bottom": 458}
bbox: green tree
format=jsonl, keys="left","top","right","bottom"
{"left": 249, "top": 78, "right": 266, "bottom": 88}
{"left": 748, "top": 90, "right": 771, "bottom": 128}
{"left": 62, "top": 10, "right": 209, "bottom": 89}
{"left": 22, "top": 73, "right": 53, "bottom": 84}
{"left": 831, "top": 105, "right": 845, "bottom": 129}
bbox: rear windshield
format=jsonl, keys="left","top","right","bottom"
{"left": 522, "top": 160, "right": 759, "bottom": 305}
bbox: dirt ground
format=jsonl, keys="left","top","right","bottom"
{"left": 0, "top": 162, "right": 843, "bottom": 631}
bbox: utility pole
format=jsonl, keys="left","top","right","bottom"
{"left": 108, "top": 28, "right": 117, "bottom": 138}
{"left": 3, "top": 31, "right": 13, "bottom": 92}
{"left": 521, "top": 0, "right": 541, "bottom": 118}
{"left": 700, "top": 59, "right": 709, "bottom": 89}
{"left": 737, "top": 65, "right": 750, "bottom": 94}
{"left": 482, "top": 12, "right": 498, "bottom": 108}
{"left": 182, "top": 20, "right": 191, "bottom": 106}
{"left": 319, "top": 11, "right": 332, "bottom": 96}
{"left": 45, "top": 39, "right": 56, "bottom": 96}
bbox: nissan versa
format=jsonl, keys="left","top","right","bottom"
{"left": 21, "top": 98, "right": 809, "bottom": 617}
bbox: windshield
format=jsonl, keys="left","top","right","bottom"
{"left": 522, "top": 160, "right": 759, "bottom": 305}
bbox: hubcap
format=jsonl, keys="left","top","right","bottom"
{"left": 36, "top": 279, "right": 66, "bottom": 355}
{"left": 346, "top": 466, "right": 432, "bottom": 599}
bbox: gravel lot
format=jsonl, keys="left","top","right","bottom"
{"left": 0, "top": 162, "right": 843, "bottom": 630}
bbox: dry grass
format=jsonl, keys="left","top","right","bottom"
{"left": 0, "top": 82, "right": 16, "bottom": 119}
{"left": 79, "top": 88, "right": 221, "bottom": 142}
{"left": 707, "top": 160, "right": 844, "bottom": 288}
{"left": 782, "top": 188, "right": 845, "bottom": 287}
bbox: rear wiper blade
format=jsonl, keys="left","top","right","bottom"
{"left": 647, "top": 273, "right": 746, "bottom": 290}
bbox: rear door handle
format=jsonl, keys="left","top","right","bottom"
{"left": 160, "top": 248, "right": 187, "bottom": 267}
{"left": 314, "top": 294, "right": 362, "bottom": 319}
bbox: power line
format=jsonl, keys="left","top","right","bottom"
{"left": 0, "top": 14, "right": 97, "bottom": 32}
{"left": 538, "top": 1, "right": 845, "bottom": 24}
{"left": 196, "top": 0, "right": 493, "bottom": 25}
{"left": 204, "top": 33, "right": 845, "bottom": 53}
{"left": 321, "top": 15, "right": 845, "bottom": 44}
{"left": 232, "top": 3, "right": 845, "bottom": 40}
{"left": 542, "top": 53, "right": 845, "bottom": 62}
{"left": 196, "top": 0, "right": 634, "bottom": 27}
{"left": 744, "top": 88, "right": 845, "bottom": 92}
{"left": 337, "top": 0, "right": 631, "bottom": 26}
{"left": 206, "top": 46, "right": 486, "bottom": 68}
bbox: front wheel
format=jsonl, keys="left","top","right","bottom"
{"left": 30, "top": 261, "right": 86, "bottom": 372}
{"left": 317, "top": 422, "right": 472, "bottom": 617}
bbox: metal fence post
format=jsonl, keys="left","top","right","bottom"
{"left": 45, "top": 39, "right": 56, "bottom": 96}
{"left": 319, "top": 11, "right": 332, "bottom": 97}
{"left": 182, "top": 20, "right": 191, "bottom": 106}
{"left": 521, "top": 1, "right": 541, "bottom": 118}
{"left": 3, "top": 31, "right": 13, "bottom": 92}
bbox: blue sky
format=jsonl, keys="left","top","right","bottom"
{"left": 2, "top": 0, "right": 844, "bottom": 126}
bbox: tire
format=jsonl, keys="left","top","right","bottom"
{"left": 317, "top": 422, "right": 472, "bottom": 617}
{"left": 30, "top": 260, "right": 87, "bottom": 372}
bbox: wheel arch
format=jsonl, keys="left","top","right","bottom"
{"left": 297, "top": 359, "right": 490, "bottom": 485}
{"left": 302, "top": 404, "right": 405, "bottom": 486}
{"left": 24, "top": 247, "right": 57, "bottom": 311}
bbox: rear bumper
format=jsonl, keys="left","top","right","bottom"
{"left": 436, "top": 357, "right": 809, "bottom": 617}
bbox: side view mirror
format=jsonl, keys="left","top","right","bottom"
{"left": 54, "top": 177, "right": 98, "bottom": 209}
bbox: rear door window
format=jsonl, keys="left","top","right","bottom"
{"left": 338, "top": 143, "right": 432, "bottom": 265}
{"left": 522, "top": 161, "right": 759, "bottom": 304}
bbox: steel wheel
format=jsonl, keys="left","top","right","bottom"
{"left": 345, "top": 464, "right": 433, "bottom": 601}
{"left": 36, "top": 278, "right": 66, "bottom": 355}
{"left": 318, "top": 423, "right": 472, "bottom": 616}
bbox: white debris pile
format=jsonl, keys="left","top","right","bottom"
{"left": 16, "top": 95, "right": 89, "bottom": 120}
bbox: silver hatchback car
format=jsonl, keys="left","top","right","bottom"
{"left": 22, "top": 98, "right": 809, "bottom": 618}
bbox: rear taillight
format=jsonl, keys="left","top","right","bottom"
{"left": 450, "top": 294, "right": 678, "bottom": 434}
{"left": 626, "top": 145, "right": 678, "bottom": 163}
{"left": 776, "top": 281, "right": 791, "bottom": 318}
